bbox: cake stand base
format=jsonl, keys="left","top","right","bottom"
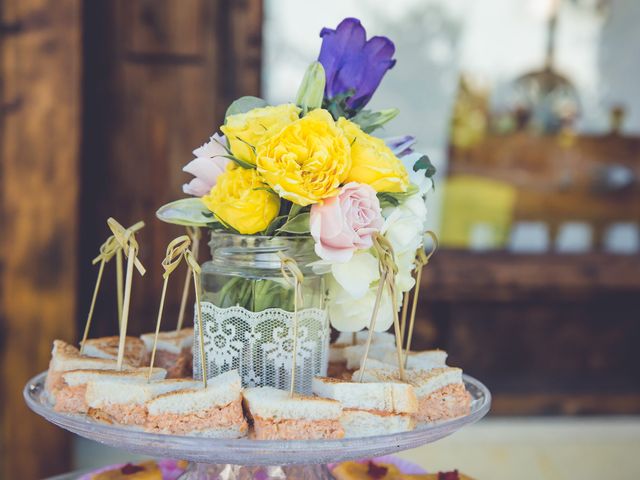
{"left": 181, "top": 462, "right": 333, "bottom": 479}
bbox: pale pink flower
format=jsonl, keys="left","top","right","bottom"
{"left": 310, "top": 182, "right": 383, "bottom": 262}
{"left": 182, "top": 133, "right": 230, "bottom": 196}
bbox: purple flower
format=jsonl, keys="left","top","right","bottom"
{"left": 385, "top": 135, "right": 416, "bottom": 157}
{"left": 318, "top": 18, "right": 396, "bottom": 111}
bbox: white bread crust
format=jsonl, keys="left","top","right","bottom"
{"left": 243, "top": 386, "right": 342, "bottom": 420}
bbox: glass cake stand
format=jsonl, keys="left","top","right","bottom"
{"left": 24, "top": 371, "right": 491, "bottom": 479}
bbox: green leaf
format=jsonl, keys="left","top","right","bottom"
{"left": 225, "top": 96, "right": 268, "bottom": 121}
{"left": 295, "top": 62, "right": 326, "bottom": 115}
{"left": 351, "top": 108, "right": 400, "bottom": 134}
{"left": 263, "top": 215, "right": 288, "bottom": 236}
{"left": 377, "top": 192, "right": 400, "bottom": 209}
{"left": 277, "top": 212, "right": 311, "bottom": 234}
{"left": 223, "top": 154, "right": 255, "bottom": 169}
{"left": 156, "top": 198, "right": 213, "bottom": 227}
{"left": 377, "top": 184, "right": 420, "bottom": 208}
{"left": 287, "top": 203, "right": 303, "bottom": 221}
{"left": 413, "top": 154, "right": 437, "bottom": 189}
{"left": 253, "top": 186, "right": 277, "bottom": 195}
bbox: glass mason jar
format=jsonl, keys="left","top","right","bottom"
{"left": 193, "top": 232, "right": 329, "bottom": 394}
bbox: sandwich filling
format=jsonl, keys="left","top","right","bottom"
{"left": 89, "top": 403, "right": 148, "bottom": 426}
{"left": 251, "top": 416, "right": 344, "bottom": 440}
{"left": 54, "top": 384, "right": 88, "bottom": 413}
{"left": 152, "top": 349, "right": 191, "bottom": 379}
{"left": 415, "top": 383, "right": 471, "bottom": 422}
{"left": 146, "top": 398, "right": 246, "bottom": 435}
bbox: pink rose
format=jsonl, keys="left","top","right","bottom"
{"left": 310, "top": 182, "right": 383, "bottom": 262}
{"left": 182, "top": 133, "right": 230, "bottom": 196}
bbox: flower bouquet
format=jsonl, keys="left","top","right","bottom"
{"left": 157, "top": 18, "right": 436, "bottom": 390}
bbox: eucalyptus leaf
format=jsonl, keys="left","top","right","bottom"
{"left": 352, "top": 108, "right": 400, "bottom": 134}
{"left": 295, "top": 62, "right": 325, "bottom": 115}
{"left": 225, "top": 96, "right": 268, "bottom": 121}
{"left": 156, "top": 198, "right": 212, "bottom": 227}
{"left": 277, "top": 212, "right": 311, "bottom": 234}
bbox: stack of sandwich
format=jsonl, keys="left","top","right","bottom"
{"left": 45, "top": 340, "right": 246, "bottom": 438}
{"left": 44, "top": 328, "right": 471, "bottom": 440}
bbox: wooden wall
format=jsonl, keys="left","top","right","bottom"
{"left": 0, "top": 1, "right": 263, "bottom": 478}
{"left": 0, "top": 0, "right": 81, "bottom": 478}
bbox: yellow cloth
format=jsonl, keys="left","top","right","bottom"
{"left": 440, "top": 175, "right": 516, "bottom": 249}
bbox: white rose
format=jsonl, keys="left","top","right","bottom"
{"left": 381, "top": 192, "right": 427, "bottom": 293}
{"left": 328, "top": 277, "right": 395, "bottom": 332}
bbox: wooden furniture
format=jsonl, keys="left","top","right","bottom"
{"left": 415, "top": 249, "right": 640, "bottom": 415}
{"left": 0, "top": 1, "right": 263, "bottom": 478}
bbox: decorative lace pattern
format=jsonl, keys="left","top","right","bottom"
{"left": 193, "top": 303, "right": 329, "bottom": 394}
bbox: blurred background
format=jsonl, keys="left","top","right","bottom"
{"left": 1, "top": 0, "right": 639, "bottom": 478}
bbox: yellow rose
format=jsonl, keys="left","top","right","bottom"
{"left": 256, "top": 109, "right": 351, "bottom": 206}
{"left": 202, "top": 165, "right": 280, "bottom": 234}
{"left": 338, "top": 118, "right": 409, "bottom": 193}
{"left": 221, "top": 104, "right": 301, "bottom": 165}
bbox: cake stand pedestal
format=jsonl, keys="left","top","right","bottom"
{"left": 24, "top": 372, "right": 491, "bottom": 479}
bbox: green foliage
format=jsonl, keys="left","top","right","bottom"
{"left": 413, "top": 154, "right": 437, "bottom": 189}
{"left": 351, "top": 108, "right": 399, "bottom": 134}
{"left": 224, "top": 96, "right": 268, "bottom": 121}
{"left": 277, "top": 212, "right": 311, "bottom": 234}
{"left": 156, "top": 198, "right": 214, "bottom": 227}
{"left": 377, "top": 184, "right": 420, "bottom": 209}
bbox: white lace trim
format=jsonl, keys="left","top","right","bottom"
{"left": 193, "top": 303, "right": 329, "bottom": 394}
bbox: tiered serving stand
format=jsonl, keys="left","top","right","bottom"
{"left": 25, "top": 371, "right": 490, "bottom": 479}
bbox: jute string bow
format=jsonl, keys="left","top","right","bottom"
{"left": 79, "top": 220, "right": 145, "bottom": 354}
{"left": 176, "top": 226, "right": 201, "bottom": 332}
{"left": 358, "top": 232, "right": 406, "bottom": 382}
{"left": 147, "top": 235, "right": 191, "bottom": 381}
{"left": 106, "top": 217, "right": 146, "bottom": 370}
{"left": 276, "top": 251, "right": 304, "bottom": 397}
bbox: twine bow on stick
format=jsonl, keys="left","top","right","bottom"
{"left": 79, "top": 220, "right": 145, "bottom": 354}
{"left": 358, "top": 232, "right": 406, "bottom": 383}
{"left": 176, "top": 226, "right": 201, "bottom": 332}
{"left": 184, "top": 247, "right": 208, "bottom": 388}
{"left": 404, "top": 231, "right": 438, "bottom": 366}
{"left": 147, "top": 235, "right": 191, "bottom": 381}
{"left": 115, "top": 221, "right": 145, "bottom": 328}
{"left": 276, "top": 250, "right": 304, "bottom": 397}
{"left": 106, "top": 217, "right": 146, "bottom": 370}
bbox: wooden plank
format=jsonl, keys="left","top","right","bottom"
{"left": 0, "top": 0, "right": 81, "bottom": 477}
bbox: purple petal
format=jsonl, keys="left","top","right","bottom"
{"left": 385, "top": 135, "right": 416, "bottom": 157}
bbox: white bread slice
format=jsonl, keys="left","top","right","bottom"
{"left": 312, "top": 376, "right": 417, "bottom": 414}
{"left": 381, "top": 349, "right": 447, "bottom": 371}
{"left": 48, "top": 340, "right": 133, "bottom": 373}
{"left": 341, "top": 409, "right": 415, "bottom": 437}
{"left": 243, "top": 386, "right": 342, "bottom": 420}
{"left": 343, "top": 343, "right": 396, "bottom": 370}
{"left": 147, "top": 370, "right": 241, "bottom": 415}
{"left": 86, "top": 378, "right": 201, "bottom": 407}
{"left": 140, "top": 328, "right": 193, "bottom": 355}
{"left": 83, "top": 336, "right": 147, "bottom": 367}
{"left": 62, "top": 367, "right": 166, "bottom": 387}
{"left": 352, "top": 367, "right": 464, "bottom": 398}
